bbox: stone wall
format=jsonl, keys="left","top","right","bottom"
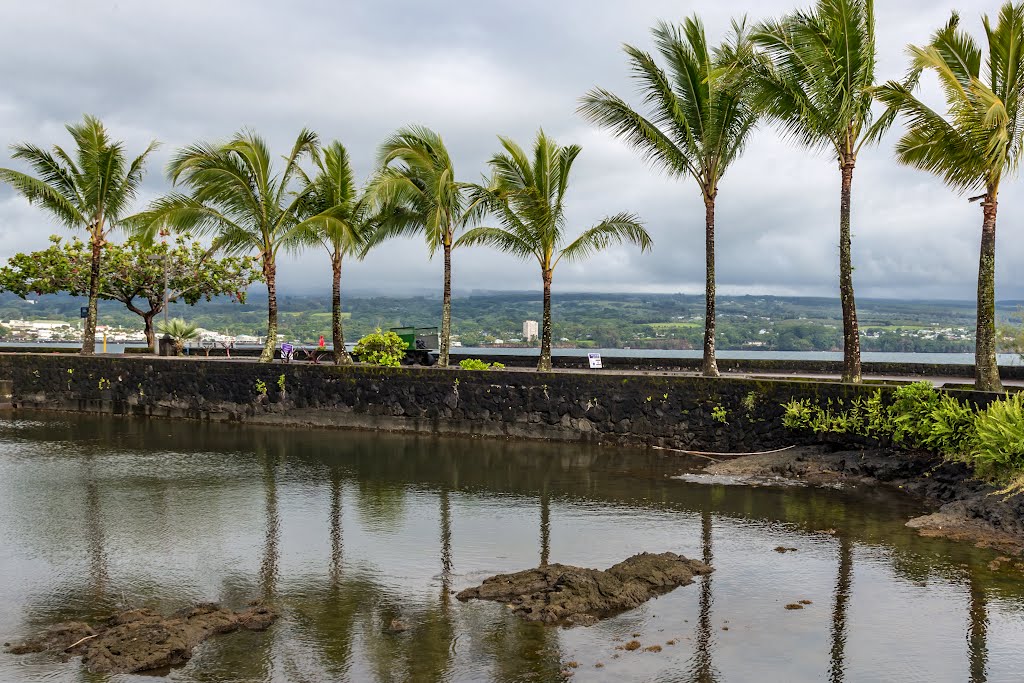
{"left": 0, "top": 354, "right": 998, "bottom": 452}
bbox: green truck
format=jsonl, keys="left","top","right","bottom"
{"left": 390, "top": 326, "right": 440, "bottom": 366}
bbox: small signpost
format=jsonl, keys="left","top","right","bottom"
{"left": 281, "top": 343, "right": 294, "bottom": 362}
{"left": 587, "top": 352, "right": 603, "bottom": 369}
{"left": 80, "top": 306, "right": 88, "bottom": 319}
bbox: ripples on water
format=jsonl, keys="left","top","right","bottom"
{"left": 0, "top": 414, "right": 1021, "bottom": 682}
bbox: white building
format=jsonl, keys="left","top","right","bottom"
{"left": 523, "top": 320, "right": 539, "bottom": 341}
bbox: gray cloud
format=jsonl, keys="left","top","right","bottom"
{"left": 0, "top": 0, "right": 1020, "bottom": 301}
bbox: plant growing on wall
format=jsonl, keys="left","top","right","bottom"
{"left": 353, "top": 329, "right": 408, "bottom": 367}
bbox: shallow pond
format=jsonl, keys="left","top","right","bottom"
{"left": 0, "top": 413, "right": 1021, "bottom": 682}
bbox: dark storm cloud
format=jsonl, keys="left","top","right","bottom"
{"left": 0, "top": 0, "right": 1020, "bottom": 301}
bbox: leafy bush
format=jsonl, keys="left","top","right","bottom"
{"left": 781, "top": 385, "right": 1024, "bottom": 493}
{"left": 158, "top": 318, "right": 199, "bottom": 355}
{"left": 973, "top": 392, "right": 1024, "bottom": 480}
{"left": 353, "top": 329, "right": 408, "bottom": 367}
{"left": 458, "top": 358, "right": 505, "bottom": 370}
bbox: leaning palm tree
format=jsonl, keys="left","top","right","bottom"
{"left": 459, "top": 131, "right": 652, "bottom": 371}
{"left": 296, "top": 141, "right": 373, "bottom": 365}
{"left": 135, "top": 130, "right": 318, "bottom": 362}
{"left": 0, "top": 115, "right": 157, "bottom": 355}
{"left": 369, "top": 126, "right": 482, "bottom": 367}
{"left": 875, "top": 4, "right": 1024, "bottom": 392}
{"left": 745, "top": 0, "right": 894, "bottom": 383}
{"left": 579, "top": 17, "right": 758, "bottom": 377}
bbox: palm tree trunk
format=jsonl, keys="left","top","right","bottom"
{"left": 839, "top": 159, "right": 862, "bottom": 383}
{"left": 439, "top": 240, "right": 452, "bottom": 367}
{"left": 539, "top": 268, "right": 553, "bottom": 371}
{"left": 975, "top": 193, "right": 1001, "bottom": 392}
{"left": 703, "top": 192, "right": 719, "bottom": 377}
{"left": 260, "top": 256, "right": 277, "bottom": 363}
{"left": 82, "top": 235, "right": 102, "bottom": 355}
{"left": 331, "top": 253, "right": 351, "bottom": 365}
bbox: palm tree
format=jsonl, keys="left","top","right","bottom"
{"left": 459, "top": 131, "right": 652, "bottom": 371}
{"left": 157, "top": 317, "right": 199, "bottom": 355}
{"left": 0, "top": 115, "right": 157, "bottom": 355}
{"left": 136, "top": 130, "right": 318, "bottom": 362}
{"left": 296, "top": 141, "right": 373, "bottom": 365}
{"left": 579, "top": 17, "right": 758, "bottom": 377}
{"left": 874, "top": 5, "right": 1024, "bottom": 392}
{"left": 745, "top": 0, "right": 894, "bottom": 383}
{"left": 370, "top": 126, "right": 482, "bottom": 367}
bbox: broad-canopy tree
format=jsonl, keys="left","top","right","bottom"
{"left": 875, "top": 3, "right": 1024, "bottom": 392}
{"left": 296, "top": 141, "right": 373, "bottom": 365}
{"left": 744, "top": 0, "right": 894, "bottom": 383}
{"left": 0, "top": 235, "right": 259, "bottom": 350}
{"left": 579, "top": 17, "right": 758, "bottom": 377}
{"left": 0, "top": 115, "right": 157, "bottom": 355}
{"left": 369, "top": 126, "right": 483, "bottom": 367}
{"left": 134, "top": 129, "right": 318, "bottom": 362}
{"left": 459, "top": 131, "right": 652, "bottom": 371}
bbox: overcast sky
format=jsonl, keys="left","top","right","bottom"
{"left": 0, "top": 0, "right": 1020, "bottom": 301}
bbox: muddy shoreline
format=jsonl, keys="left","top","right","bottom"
{"left": 702, "top": 446, "right": 1024, "bottom": 555}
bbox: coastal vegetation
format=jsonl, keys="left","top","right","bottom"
{"left": 0, "top": 115, "right": 157, "bottom": 355}
{"left": 875, "top": 4, "right": 1024, "bottom": 392}
{"left": 352, "top": 328, "right": 408, "bottom": 368}
{"left": 783, "top": 382, "right": 1024, "bottom": 493}
{"left": 295, "top": 141, "right": 373, "bottom": 365}
{"left": 0, "top": 3, "right": 1022, "bottom": 389}
{"left": 743, "top": 0, "right": 894, "bottom": 384}
{"left": 579, "top": 16, "right": 758, "bottom": 378}
{"left": 458, "top": 130, "right": 651, "bottom": 370}
{"left": 0, "top": 235, "right": 257, "bottom": 351}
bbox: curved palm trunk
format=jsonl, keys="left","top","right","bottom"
{"left": 839, "top": 159, "right": 862, "bottom": 383}
{"left": 82, "top": 235, "right": 102, "bottom": 355}
{"left": 260, "top": 256, "right": 278, "bottom": 363}
{"left": 331, "top": 253, "right": 352, "bottom": 365}
{"left": 539, "top": 268, "right": 553, "bottom": 371}
{"left": 439, "top": 240, "right": 452, "bottom": 367}
{"left": 703, "top": 193, "right": 719, "bottom": 377}
{"left": 975, "top": 194, "right": 1001, "bottom": 392}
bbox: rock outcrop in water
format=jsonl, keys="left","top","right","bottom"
{"left": 7, "top": 602, "right": 276, "bottom": 674}
{"left": 456, "top": 552, "right": 711, "bottom": 626}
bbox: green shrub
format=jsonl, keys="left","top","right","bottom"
{"left": 458, "top": 358, "right": 505, "bottom": 370}
{"left": 889, "top": 382, "right": 941, "bottom": 446}
{"left": 353, "top": 329, "right": 408, "bottom": 367}
{"left": 973, "top": 392, "right": 1024, "bottom": 479}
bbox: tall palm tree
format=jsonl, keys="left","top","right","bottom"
{"left": 296, "top": 141, "right": 373, "bottom": 365}
{"left": 136, "top": 129, "right": 318, "bottom": 362}
{"left": 579, "top": 17, "right": 758, "bottom": 377}
{"left": 745, "top": 0, "right": 894, "bottom": 383}
{"left": 874, "top": 4, "right": 1024, "bottom": 392}
{"left": 0, "top": 115, "right": 157, "bottom": 355}
{"left": 369, "top": 126, "right": 482, "bottom": 367}
{"left": 459, "top": 131, "right": 652, "bottom": 371}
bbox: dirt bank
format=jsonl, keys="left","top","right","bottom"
{"left": 7, "top": 602, "right": 276, "bottom": 674}
{"left": 704, "top": 447, "right": 1024, "bottom": 555}
{"left": 456, "top": 552, "right": 711, "bottom": 626}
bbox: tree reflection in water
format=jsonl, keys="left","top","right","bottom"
{"left": 688, "top": 507, "right": 719, "bottom": 683}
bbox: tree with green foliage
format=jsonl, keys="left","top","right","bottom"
{"left": 296, "top": 141, "right": 373, "bottom": 364}
{"left": 0, "top": 235, "right": 259, "bottom": 350}
{"left": 874, "top": 3, "right": 1024, "bottom": 392}
{"left": 459, "top": 131, "right": 651, "bottom": 371}
{"left": 744, "top": 0, "right": 895, "bottom": 383}
{"left": 134, "top": 129, "right": 318, "bottom": 362}
{"left": 0, "top": 115, "right": 157, "bottom": 354}
{"left": 579, "top": 16, "right": 758, "bottom": 378}
{"left": 369, "top": 126, "right": 484, "bottom": 367}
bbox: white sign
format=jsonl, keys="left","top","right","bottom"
{"left": 587, "top": 352, "right": 603, "bottom": 369}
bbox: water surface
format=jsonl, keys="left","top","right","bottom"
{"left": 0, "top": 414, "right": 1021, "bottom": 682}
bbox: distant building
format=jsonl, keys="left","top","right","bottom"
{"left": 523, "top": 320, "right": 539, "bottom": 341}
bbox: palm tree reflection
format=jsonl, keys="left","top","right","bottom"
{"left": 689, "top": 507, "right": 719, "bottom": 683}
{"left": 828, "top": 535, "right": 853, "bottom": 683}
